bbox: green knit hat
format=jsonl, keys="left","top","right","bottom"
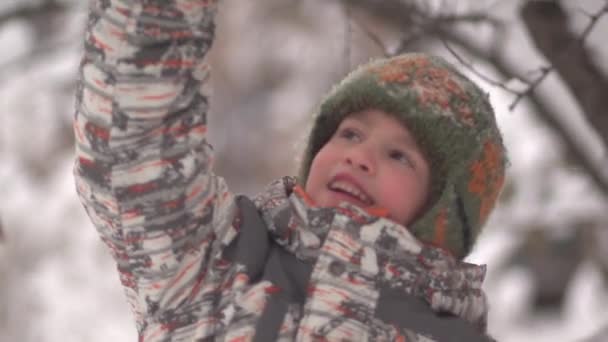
{"left": 299, "top": 53, "right": 507, "bottom": 259}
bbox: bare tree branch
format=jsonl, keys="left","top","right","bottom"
{"left": 348, "top": 0, "right": 502, "bottom": 57}
{"left": 346, "top": 0, "right": 500, "bottom": 49}
{"left": 437, "top": 29, "right": 608, "bottom": 196}
{"left": 442, "top": 41, "right": 520, "bottom": 96}
{"left": 446, "top": 1, "right": 608, "bottom": 112}
{"left": 352, "top": 19, "right": 391, "bottom": 57}
{"left": 445, "top": 37, "right": 553, "bottom": 112}
{"left": 521, "top": 1, "right": 608, "bottom": 149}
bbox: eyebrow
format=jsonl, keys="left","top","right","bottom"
{"left": 351, "top": 115, "right": 418, "bottom": 146}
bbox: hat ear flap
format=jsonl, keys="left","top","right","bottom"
{"left": 411, "top": 137, "right": 506, "bottom": 259}
{"left": 410, "top": 180, "right": 470, "bottom": 259}
{"left": 457, "top": 138, "right": 506, "bottom": 229}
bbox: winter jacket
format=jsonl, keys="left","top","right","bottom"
{"left": 74, "top": 1, "right": 494, "bottom": 340}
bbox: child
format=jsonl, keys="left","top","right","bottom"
{"left": 74, "top": 1, "right": 506, "bottom": 341}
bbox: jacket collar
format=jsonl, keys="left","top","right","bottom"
{"left": 252, "top": 176, "right": 489, "bottom": 328}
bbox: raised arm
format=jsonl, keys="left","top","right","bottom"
{"left": 73, "top": 0, "right": 236, "bottom": 333}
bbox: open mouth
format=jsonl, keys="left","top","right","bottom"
{"left": 327, "top": 179, "right": 375, "bottom": 206}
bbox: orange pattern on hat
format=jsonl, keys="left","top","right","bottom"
{"left": 415, "top": 66, "right": 474, "bottom": 126}
{"left": 369, "top": 56, "right": 430, "bottom": 84}
{"left": 455, "top": 101, "right": 475, "bottom": 127}
{"left": 369, "top": 55, "right": 477, "bottom": 126}
{"left": 468, "top": 140, "right": 505, "bottom": 223}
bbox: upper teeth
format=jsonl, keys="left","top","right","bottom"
{"left": 329, "top": 180, "right": 373, "bottom": 205}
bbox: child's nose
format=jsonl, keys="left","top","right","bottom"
{"left": 345, "top": 146, "right": 376, "bottom": 174}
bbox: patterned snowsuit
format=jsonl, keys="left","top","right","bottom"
{"left": 74, "top": 0, "right": 493, "bottom": 340}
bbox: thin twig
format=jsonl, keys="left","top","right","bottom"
{"left": 443, "top": 40, "right": 520, "bottom": 96}
{"left": 578, "top": 2, "right": 608, "bottom": 43}
{"left": 445, "top": 2, "right": 608, "bottom": 111}
{"left": 507, "top": 2, "right": 608, "bottom": 110}
{"left": 346, "top": 0, "right": 500, "bottom": 56}
{"left": 394, "top": 14, "right": 500, "bottom": 58}
{"left": 444, "top": 36, "right": 555, "bottom": 111}
{"left": 434, "top": 13, "right": 501, "bottom": 25}
{"left": 352, "top": 17, "right": 391, "bottom": 57}
{"left": 438, "top": 29, "right": 608, "bottom": 196}
{"left": 508, "top": 66, "right": 552, "bottom": 110}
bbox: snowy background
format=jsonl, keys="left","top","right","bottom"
{"left": 1, "top": 1, "right": 607, "bottom": 341}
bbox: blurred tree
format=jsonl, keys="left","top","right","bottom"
{"left": 0, "top": 0, "right": 77, "bottom": 181}
{"left": 0, "top": 2, "right": 85, "bottom": 341}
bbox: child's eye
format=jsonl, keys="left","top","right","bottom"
{"left": 389, "top": 149, "right": 414, "bottom": 166}
{"left": 338, "top": 128, "right": 361, "bottom": 142}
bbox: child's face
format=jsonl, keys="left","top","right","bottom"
{"left": 305, "top": 109, "right": 431, "bottom": 226}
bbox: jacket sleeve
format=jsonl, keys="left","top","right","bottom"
{"left": 73, "top": 0, "right": 236, "bottom": 331}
